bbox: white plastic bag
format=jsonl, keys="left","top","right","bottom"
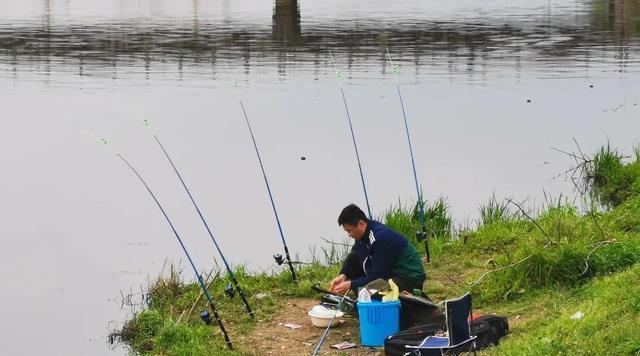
{"left": 358, "top": 287, "right": 372, "bottom": 302}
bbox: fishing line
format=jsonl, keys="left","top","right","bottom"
{"left": 328, "top": 50, "right": 373, "bottom": 220}
{"left": 386, "top": 49, "right": 430, "bottom": 262}
{"left": 226, "top": 65, "right": 298, "bottom": 282}
{"left": 131, "top": 111, "right": 254, "bottom": 319}
{"left": 310, "top": 289, "right": 350, "bottom": 356}
{"left": 82, "top": 131, "right": 233, "bottom": 349}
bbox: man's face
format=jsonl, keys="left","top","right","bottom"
{"left": 342, "top": 220, "right": 367, "bottom": 240}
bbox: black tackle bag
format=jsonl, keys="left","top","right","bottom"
{"left": 470, "top": 315, "right": 509, "bottom": 350}
{"left": 399, "top": 294, "right": 444, "bottom": 330}
{"left": 384, "top": 315, "right": 509, "bottom": 356}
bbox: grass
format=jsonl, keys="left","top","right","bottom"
{"left": 479, "top": 194, "right": 511, "bottom": 227}
{"left": 111, "top": 143, "right": 640, "bottom": 356}
{"left": 383, "top": 198, "right": 454, "bottom": 257}
{"left": 488, "top": 263, "right": 640, "bottom": 356}
{"left": 110, "top": 260, "right": 341, "bottom": 356}
{"left": 584, "top": 143, "right": 640, "bottom": 209}
{"left": 465, "top": 199, "right": 640, "bottom": 303}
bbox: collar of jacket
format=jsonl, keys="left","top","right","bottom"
{"left": 357, "top": 221, "right": 374, "bottom": 248}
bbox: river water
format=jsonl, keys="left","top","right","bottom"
{"left": 1, "top": 0, "right": 638, "bottom": 355}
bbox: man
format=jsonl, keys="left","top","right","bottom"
{"left": 330, "top": 203, "right": 425, "bottom": 295}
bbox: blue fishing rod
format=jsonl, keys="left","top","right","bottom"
{"left": 84, "top": 132, "right": 233, "bottom": 349}
{"left": 134, "top": 115, "right": 254, "bottom": 319}
{"left": 386, "top": 49, "right": 430, "bottom": 262}
{"left": 227, "top": 70, "right": 298, "bottom": 282}
{"left": 328, "top": 50, "right": 373, "bottom": 219}
{"left": 311, "top": 289, "right": 350, "bottom": 356}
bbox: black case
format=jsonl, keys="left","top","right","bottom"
{"left": 384, "top": 315, "right": 509, "bottom": 356}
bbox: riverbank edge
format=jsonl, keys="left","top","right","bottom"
{"left": 110, "top": 143, "right": 640, "bottom": 355}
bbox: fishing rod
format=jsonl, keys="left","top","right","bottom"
{"left": 311, "top": 289, "right": 350, "bottom": 356}
{"left": 83, "top": 132, "right": 233, "bottom": 349}
{"left": 386, "top": 49, "right": 430, "bottom": 263}
{"left": 227, "top": 68, "right": 298, "bottom": 282}
{"left": 328, "top": 50, "right": 373, "bottom": 220}
{"left": 134, "top": 115, "right": 254, "bottom": 319}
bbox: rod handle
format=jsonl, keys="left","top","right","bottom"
{"left": 231, "top": 277, "right": 255, "bottom": 319}
{"left": 284, "top": 248, "right": 298, "bottom": 282}
{"left": 207, "top": 301, "right": 233, "bottom": 350}
{"left": 423, "top": 226, "right": 431, "bottom": 263}
{"left": 424, "top": 238, "right": 431, "bottom": 264}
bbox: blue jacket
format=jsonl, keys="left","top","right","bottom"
{"left": 348, "top": 220, "right": 415, "bottom": 291}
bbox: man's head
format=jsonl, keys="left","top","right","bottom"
{"left": 338, "top": 204, "right": 369, "bottom": 240}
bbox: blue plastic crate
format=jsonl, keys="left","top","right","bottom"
{"left": 357, "top": 300, "right": 401, "bottom": 346}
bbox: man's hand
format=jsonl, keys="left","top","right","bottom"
{"left": 332, "top": 280, "right": 351, "bottom": 295}
{"left": 329, "top": 274, "right": 347, "bottom": 291}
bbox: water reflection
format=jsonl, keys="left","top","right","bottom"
{"left": 603, "top": 0, "right": 638, "bottom": 62}
{"left": 273, "top": 0, "right": 301, "bottom": 46}
{"left": 1, "top": 2, "right": 639, "bottom": 356}
{"left": 0, "top": 0, "right": 638, "bottom": 83}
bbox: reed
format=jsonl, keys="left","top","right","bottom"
{"left": 478, "top": 194, "right": 511, "bottom": 227}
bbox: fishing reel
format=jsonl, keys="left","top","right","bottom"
{"left": 200, "top": 310, "right": 212, "bottom": 325}
{"left": 320, "top": 294, "right": 356, "bottom": 313}
{"left": 273, "top": 253, "right": 284, "bottom": 265}
{"left": 224, "top": 284, "right": 236, "bottom": 299}
{"left": 311, "top": 284, "right": 357, "bottom": 313}
{"left": 416, "top": 229, "right": 428, "bottom": 242}
{"left": 416, "top": 227, "right": 432, "bottom": 263}
{"left": 416, "top": 225, "right": 434, "bottom": 242}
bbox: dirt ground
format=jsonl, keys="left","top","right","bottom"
{"left": 237, "top": 298, "right": 384, "bottom": 355}
{"left": 234, "top": 296, "right": 514, "bottom": 355}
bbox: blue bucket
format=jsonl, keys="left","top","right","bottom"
{"left": 357, "top": 300, "right": 401, "bottom": 346}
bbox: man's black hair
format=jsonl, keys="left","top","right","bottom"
{"left": 338, "top": 203, "right": 369, "bottom": 226}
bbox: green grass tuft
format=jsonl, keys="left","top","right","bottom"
{"left": 479, "top": 194, "right": 511, "bottom": 227}
{"left": 584, "top": 143, "right": 640, "bottom": 208}
{"left": 383, "top": 198, "right": 453, "bottom": 256}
